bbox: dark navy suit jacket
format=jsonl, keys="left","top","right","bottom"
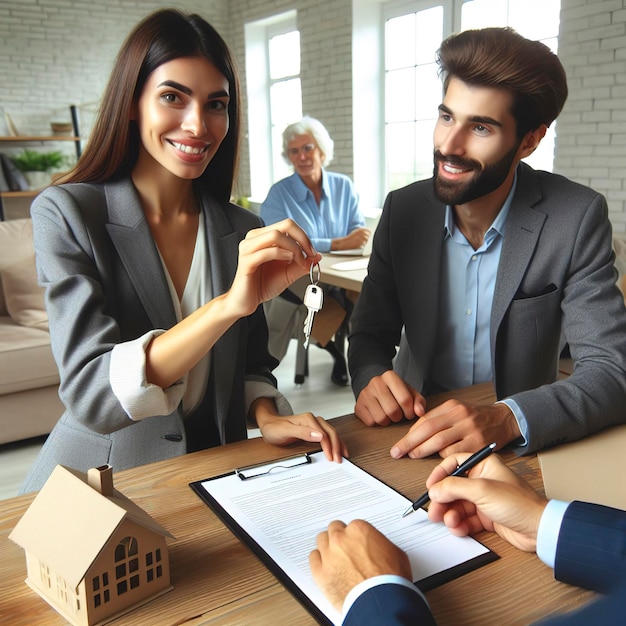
{"left": 344, "top": 502, "right": 626, "bottom": 625}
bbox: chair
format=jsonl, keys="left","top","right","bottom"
{"left": 263, "top": 297, "right": 309, "bottom": 384}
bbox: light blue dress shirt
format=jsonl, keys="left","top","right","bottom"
{"left": 260, "top": 171, "right": 364, "bottom": 252}
{"left": 429, "top": 175, "right": 529, "bottom": 443}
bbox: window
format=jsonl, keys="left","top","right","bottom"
{"left": 245, "top": 11, "right": 303, "bottom": 201}
{"left": 384, "top": 5, "right": 445, "bottom": 191}
{"left": 354, "top": 0, "right": 561, "bottom": 203}
{"left": 146, "top": 546, "right": 163, "bottom": 583}
{"left": 114, "top": 536, "right": 139, "bottom": 596}
{"left": 268, "top": 30, "right": 303, "bottom": 183}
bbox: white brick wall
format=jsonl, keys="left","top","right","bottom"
{"left": 0, "top": 0, "right": 226, "bottom": 147}
{"left": 556, "top": 0, "right": 626, "bottom": 233}
{"left": 1, "top": 0, "right": 624, "bottom": 231}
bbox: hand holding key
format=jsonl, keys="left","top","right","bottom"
{"left": 303, "top": 263, "right": 323, "bottom": 348}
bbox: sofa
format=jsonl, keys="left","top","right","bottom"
{"left": 0, "top": 218, "right": 63, "bottom": 445}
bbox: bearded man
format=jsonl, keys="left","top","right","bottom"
{"left": 348, "top": 27, "right": 626, "bottom": 459}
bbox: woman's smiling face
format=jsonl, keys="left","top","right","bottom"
{"left": 133, "top": 56, "right": 230, "bottom": 180}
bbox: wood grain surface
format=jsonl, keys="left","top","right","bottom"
{"left": 0, "top": 383, "right": 595, "bottom": 625}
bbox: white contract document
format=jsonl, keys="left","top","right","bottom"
{"left": 190, "top": 451, "right": 496, "bottom": 625}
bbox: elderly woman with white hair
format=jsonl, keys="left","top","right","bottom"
{"left": 261, "top": 116, "right": 370, "bottom": 386}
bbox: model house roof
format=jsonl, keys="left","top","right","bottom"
{"left": 9, "top": 465, "right": 174, "bottom": 590}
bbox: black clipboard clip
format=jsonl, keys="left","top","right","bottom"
{"left": 235, "top": 452, "right": 312, "bottom": 480}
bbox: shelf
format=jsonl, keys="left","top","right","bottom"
{"left": 0, "top": 135, "right": 80, "bottom": 142}
{"left": 0, "top": 106, "right": 81, "bottom": 220}
{"left": 0, "top": 190, "right": 41, "bottom": 199}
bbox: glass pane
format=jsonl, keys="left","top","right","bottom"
{"left": 386, "top": 121, "right": 416, "bottom": 191}
{"left": 386, "top": 68, "right": 416, "bottom": 123}
{"left": 272, "top": 125, "right": 292, "bottom": 183}
{"left": 415, "top": 64, "right": 442, "bottom": 120}
{"left": 415, "top": 120, "right": 436, "bottom": 181}
{"left": 462, "top": 0, "right": 508, "bottom": 28}
{"left": 269, "top": 31, "right": 300, "bottom": 79}
{"left": 509, "top": 0, "right": 560, "bottom": 41}
{"left": 386, "top": 14, "right": 415, "bottom": 70}
{"left": 270, "top": 79, "right": 302, "bottom": 128}
{"left": 270, "top": 78, "right": 302, "bottom": 182}
{"left": 415, "top": 6, "right": 444, "bottom": 65}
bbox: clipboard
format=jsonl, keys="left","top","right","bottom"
{"left": 190, "top": 450, "right": 497, "bottom": 625}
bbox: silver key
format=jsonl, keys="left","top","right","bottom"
{"left": 303, "top": 283, "right": 323, "bottom": 349}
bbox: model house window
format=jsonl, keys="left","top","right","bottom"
{"left": 146, "top": 546, "right": 163, "bottom": 583}
{"left": 40, "top": 562, "right": 51, "bottom": 588}
{"left": 92, "top": 571, "right": 111, "bottom": 608}
{"left": 381, "top": 0, "right": 561, "bottom": 194}
{"left": 114, "top": 536, "right": 139, "bottom": 595}
{"left": 245, "top": 11, "right": 303, "bottom": 201}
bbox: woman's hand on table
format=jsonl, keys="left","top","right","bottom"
{"left": 253, "top": 398, "right": 348, "bottom": 463}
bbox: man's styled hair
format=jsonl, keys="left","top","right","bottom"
{"left": 437, "top": 27, "right": 568, "bottom": 138}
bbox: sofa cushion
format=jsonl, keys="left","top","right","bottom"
{"left": 1, "top": 256, "right": 48, "bottom": 330}
{"left": 0, "top": 218, "right": 36, "bottom": 316}
{"left": 0, "top": 317, "right": 59, "bottom": 394}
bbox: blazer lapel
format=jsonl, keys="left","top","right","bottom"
{"left": 199, "top": 194, "right": 243, "bottom": 435}
{"left": 491, "top": 164, "right": 547, "bottom": 351}
{"left": 103, "top": 179, "right": 178, "bottom": 330}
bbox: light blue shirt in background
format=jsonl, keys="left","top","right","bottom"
{"left": 260, "top": 170, "right": 364, "bottom": 253}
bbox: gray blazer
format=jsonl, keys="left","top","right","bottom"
{"left": 21, "top": 179, "right": 277, "bottom": 493}
{"left": 349, "top": 163, "right": 626, "bottom": 453}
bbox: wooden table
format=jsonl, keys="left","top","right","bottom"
{"left": 319, "top": 253, "right": 368, "bottom": 293}
{"left": 0, "top": 384, "right": 594, "bottom": 625}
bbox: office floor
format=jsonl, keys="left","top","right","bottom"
{"left": 0, "top": 338, "right": 356, "bottom": 501}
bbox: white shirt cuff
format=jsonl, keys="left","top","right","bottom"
{"left": 110, "top": 330, "right": 186, "bottom": 420}
{"left": 497, "top": 398, "right": 528, "bottom": 446}
{"left": 536, "top": 499, "right": 570, "bottom": 569}
{"left": 342, "top": 575, "right": 427, "bottom": 620}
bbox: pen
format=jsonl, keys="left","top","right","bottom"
{"left": 401, "top": 442, "right": 497, "bottom": 518}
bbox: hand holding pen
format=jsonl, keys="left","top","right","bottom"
{"left": 402, "top": 442, "right": 497, "bottom": 517}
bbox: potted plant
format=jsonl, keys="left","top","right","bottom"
{"left": 10, "top": 149, "right": 67, "bottom": 190}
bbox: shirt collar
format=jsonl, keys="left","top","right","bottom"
{"left": 443, "top": 169, "right": 518, "bottom": 240}
{"left": 291, "top": 170, "right": 327, "bottom": 202}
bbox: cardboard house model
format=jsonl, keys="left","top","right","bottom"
{"left": 9, "top": 464, "right": 174, "bottom": 626}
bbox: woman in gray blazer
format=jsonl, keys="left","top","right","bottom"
{"left": 21, "top": 9, "right": 346, "bottom": 493}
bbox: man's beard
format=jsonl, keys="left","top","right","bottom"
{"left": 432, "top": 142, "right": 519, "bottom": 205}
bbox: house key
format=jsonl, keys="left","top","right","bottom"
{"left": 303, "top": 263, "right": 323, "bottom": 349}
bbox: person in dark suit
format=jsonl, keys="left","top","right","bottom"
{"left": 20, "top": 9, "right": 346, "bottom": 494}
{"left": 310, "top": 453, "right": 626, "bottom": 625}
{"left": 349, "top": 27, "right": 626, "bottom": 459}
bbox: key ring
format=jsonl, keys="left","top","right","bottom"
{"left": 309, "top": 262, "right": 321, "bottom": 285}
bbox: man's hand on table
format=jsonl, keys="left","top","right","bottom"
{"left": 354, "top": 371, "right": 521, "bottom": 459}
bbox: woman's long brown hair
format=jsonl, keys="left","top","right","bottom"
{"left": 57, "top": 9, "right": 240, "bottom": 203}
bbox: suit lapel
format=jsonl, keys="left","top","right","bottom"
{"left": 103, "top": 179, "right": 178, "bottom": 330}
{"left": 491, "top": 164, "right": 547, "bottom": 349}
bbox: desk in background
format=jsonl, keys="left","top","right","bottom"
{"left": 0, "top": 384, "right": 594, "bottom": 625}
{"left": 319, "top": 253, "right": 368, "bottom": 293}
